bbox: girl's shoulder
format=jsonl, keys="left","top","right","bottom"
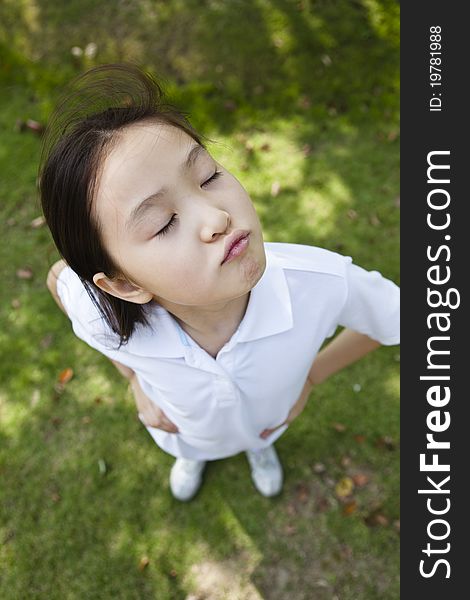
{"left": 56, "top": 265, "right": 179, "bottom": 356}
{"left": 56, "top": 266, "right": 120, "bottom": 346}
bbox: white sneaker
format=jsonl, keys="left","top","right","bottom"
{"left": 246, "top": 445, "right": 283, "bottom": 497}
{"left": 169, "top": 458, "right": 206, "bottom": 501}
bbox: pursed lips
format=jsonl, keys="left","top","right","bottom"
{"left": 221, "top": 230, "right": 250, "bottom": 264}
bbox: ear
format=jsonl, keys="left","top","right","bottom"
{"left": 92, "top": 272, "right": 153, "bottom": 304}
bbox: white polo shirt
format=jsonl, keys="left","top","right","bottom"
{"left": 57, "top": 242, "right": 400, "bottom": 460}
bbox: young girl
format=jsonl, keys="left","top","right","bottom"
{"left": 41, "top": 64, "right": 400, "bottom": 501}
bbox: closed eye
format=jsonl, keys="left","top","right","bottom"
{"left": 201, "top": 170, "right": 223, "bottom": 188}
{"left": 155, "top": 214, "right": 177, "bottom": 237}
{"left": 155, "top": 170, "right": 222, "bottom": 237}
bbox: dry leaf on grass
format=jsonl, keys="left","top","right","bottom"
{"left": 16, "top": 268, "right": 33, "bottom": 280}
{"left": 25, "top": 119, "right": 44, "bottom": 134}
{"left": 352, "top": 473, "right": 370, "bottom": 487}
{"left": 58, "top": 368, "right": 74, "bottom": 385}
{"left": 335, "top": 477, "right": 354, "bottom": 498}
{"left": 16, "top": 119, "right": 45, "bottom": 135}
{"left": 342, "top": 500, "right": 357, "bottom": 516}
{"left": 375, "top": 436, "right": 397, "bottom": 451}
{"left": 30, "top": 216, "right": 46, "bottom": 228}
{"left": 295, "top": 482, "right": 310, "bottom": 504}
{"left": 364, "top": 509, "right": 390, "bottom": 527}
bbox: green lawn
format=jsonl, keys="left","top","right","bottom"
{"left": 0, "top": 1, "right": 399, "bottom": 598}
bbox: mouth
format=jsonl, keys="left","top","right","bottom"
{"left": 221, "top": 230, "right": 251, "bottom": 265}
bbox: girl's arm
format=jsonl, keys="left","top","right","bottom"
{"left": 129, "top": 372, "right": 179, "bottom": 433}
{"left": 47, "top": 262, "right": 135, "bottom": 382}
{"left": 260, "top": 329, "right": 381, "bottom": 439}
{"left": 99, "top": 360, "right": 179, "bottom": 433}
{"left": 46, "top": 260, "right": 178, "bottom": 433}
{"left": 307, "top": 328, "right": 380, "bottom": 386}
{"left": 46, "top": 259, "right": 68, "bottom": 315}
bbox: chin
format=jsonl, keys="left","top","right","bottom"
{"left": 241, "top": 247, "right": 266, "bottom": 287}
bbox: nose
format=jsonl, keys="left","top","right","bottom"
{"left": 199, "top": 207, "right": 231, "bottom": 242}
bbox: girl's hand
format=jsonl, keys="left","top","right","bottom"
{"left": 130, "top": 374, "right": 179, "bottom": 434}
{"left": 259, "top": 375, "right": 313, "bottom": 439}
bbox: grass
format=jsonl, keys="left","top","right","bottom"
{"left": 0, "top": 1, "right": 399, "bottom": 598}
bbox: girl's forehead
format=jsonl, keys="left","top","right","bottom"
{"left": 112, "top": 121, "right": 191, "bottom": 160}
{"left": 98, "top": 123, "right": 194, "bottom": 190}
{"left": 94, "top": 122, "right": 199, "bottom": 221}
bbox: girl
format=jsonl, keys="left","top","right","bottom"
{"left": 41, "top": 64, "right": 400, "bottom": 501}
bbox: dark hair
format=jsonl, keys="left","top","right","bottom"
{"left": 39, "top": 63, "right": 208, "bottom": 346}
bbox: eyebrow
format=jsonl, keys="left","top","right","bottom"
{"left": 126, "top": 144, "right": 207, "bottom": 231}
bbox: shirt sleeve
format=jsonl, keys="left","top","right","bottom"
{"left": 336, "top": 258, "right": 400, "bottom": 345}
{"left": 56, "top": 266, "right": 119, "bottom": 354}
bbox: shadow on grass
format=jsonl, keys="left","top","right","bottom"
{"left": 1, "top": 0, "right": 399, "bottom": 130}
{"left": 2, "top": 355, "right": 399, "bottom": 598}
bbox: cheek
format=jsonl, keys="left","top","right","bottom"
{"left": 144, "top": 254, "right": 211, "bottom": 299}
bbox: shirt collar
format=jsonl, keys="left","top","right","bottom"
{"left": 236, "top": 248, "right": 293, "bottom": 343}
{"left": 118, "top": 247, "right": 293, "bottom": 358}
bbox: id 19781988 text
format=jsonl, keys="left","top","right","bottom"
{"left": 429, "top": 26, "right": 442, "bottom": 112}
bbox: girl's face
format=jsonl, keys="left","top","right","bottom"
{"left": 93, "top": 121, "right": 266, "bottom": 309}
